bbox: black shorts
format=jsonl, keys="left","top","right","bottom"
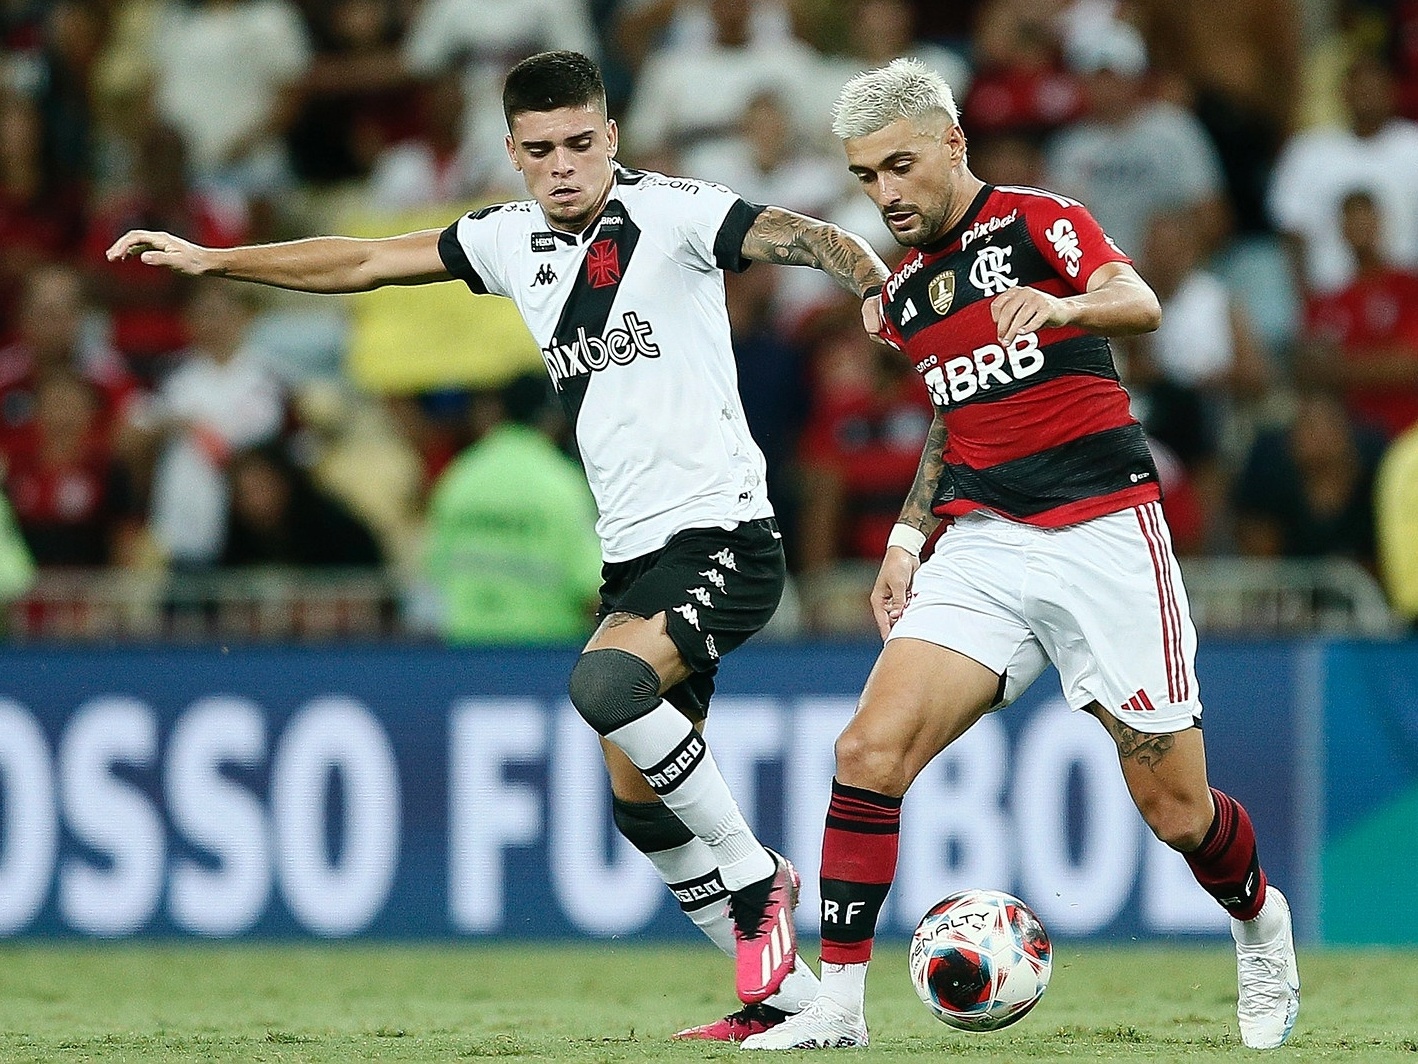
{"left": 597, "top": 517, "right": 786, "bottom": 721}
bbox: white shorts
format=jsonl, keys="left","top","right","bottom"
{"left": 887, "top": 501, "right": 1200, "bottom": 734}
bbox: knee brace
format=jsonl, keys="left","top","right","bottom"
{"left": 611, "top": 797, "right": 694, "bottom": 854}
{"left": 567, "top": 648, "right": 661, "bottom": 735}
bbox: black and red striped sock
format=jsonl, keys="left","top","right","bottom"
{"left": 1184, "top": 787, "right": 1268, "bottom": 921}
{"left": 819, "top": 779, "right": 902, "bottom": 964}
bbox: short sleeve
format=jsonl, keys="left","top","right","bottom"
{"left": 1026, "top": 199, "right": 1132, "bottom": 294}
{"left": 437, "top": 206, "right": 513, "bottom": 297}
{"left": 631, "top": 173, "right": 764, "bottom": 272}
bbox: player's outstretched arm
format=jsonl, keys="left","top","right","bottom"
{"left": 739, "top": 206, "right": 889, "bottom": 299}
{"left": 105, "top": 228, "right": 451, "bottom": 294}
{"left": 872, "top": 410, "right": 948, "bottom": 639}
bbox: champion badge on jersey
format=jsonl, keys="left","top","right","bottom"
{"left": 928, "top": 271, "right": 955, "bottom": 316}
{"left": 586, "top": 239, "right": 621, "bottom": 288}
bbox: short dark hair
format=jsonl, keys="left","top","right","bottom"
{"left": 502, "top": 50, "right": 606, "bottom": 128}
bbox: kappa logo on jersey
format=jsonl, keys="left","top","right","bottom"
{"left": 1044, "top": 217, "right": 1083, "bottom": 278}
{"left": 968, "top": 244, "right": 1018, "bottom": 296}
{"left": 928, "top": 272, "right": 955, "bottom": 315}
{"left": 532, "top": 263, "right": 557, "bottom": 286}
{"left": 586, "top": 239, "right": 621, "bottom": 288}
{"left": 919, "top": 332, "right": 1045, "bottom": 407}
{"left": 885, "top": 254, "right": 924, "bottom": 302}
{"left": 540, "top": 311, "right": 660, "bottom": 388}
{"left": 530, "top": 232, "right": 558, "bottom": 253}
{"left": 958, "top": 209, "right": 1018, "bottom": 250}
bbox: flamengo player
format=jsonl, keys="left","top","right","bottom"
{"left": 744, "top": 59, "right": 1300, "bottom": 1051}
{"left": 108, "top": 51, "right": 891, "bottom": 1036}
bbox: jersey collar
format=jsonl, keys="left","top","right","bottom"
{"left": 920, "top": 183, "right": 995, "bottom": 255}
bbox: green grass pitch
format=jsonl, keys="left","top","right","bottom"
{"left": 1, "top": 942, "right": 1416, "bottom": 1062}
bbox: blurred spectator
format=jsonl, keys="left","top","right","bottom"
{"left": 1126, "top": 208, "right": 1268, "bottom": 549}
{"left": 82, "top": 119, "right": 249, "bottom": 374}
{"left": 682, "top": 90, "right": 844, "bottom": 216}
{"left": 625, "top": 0, "right": 818, "bottom": 164}
{"left": 0, "top": 264, "right": 140, "bottom": 463}
{"left": 401, "top": 0, "right": 597, "bottom": 196}
{"left": 0, "top": 90, "right": 82, "bottom": 334}
{"left": 27, "top": 0, "right": 104, "bottom": 198}
{"left": 365, "top": 73, "right": 479, "bottom": 213}
{"left": 287, "top": 0, "right": 416, "bottom": 184}
{"left": 1136, "top": 0, "right": 1301, "bottom": 233}
{"left": 812, "top": 0, "right": 972, "bottom": 137}
{"left": 220, "top": 441, "right": 381, "bottom": 567}
{"left": 424, "top": 374, "right": 601, "bottom": 645}
{"left": 963, "top": 0, "right": 1083, "bottom": 139}
{"left": 613, "top": 0, "right": 794, "bottom": 73}
{"left": 1300, "top": 190, "right": 1418, "bottom": 440}
{"left": 1046, "top": 19, "right": 1228, "bottom": 257}
{"left": 152, "top": 0, "right": 312, "bottom": 198}
{"left": 725, "top": 267, "right": 809, "bottom": 543}
{"left": 796, "top": 321, "right": 932, "bottom": 574}
{"left": 144, "top": 280, "right": 285, "bottom": 568}
{"left": 4, "top": 369, "right": 140, "bottom": 566}
{"left": 970, "top": 131, "right": 1048, "bottom": 187}
{"left": 1234, "top": 389, "right": 1385, "bottom": 565}
{"left": 1269, "top": 52, "right": 1418, "bottom": 294}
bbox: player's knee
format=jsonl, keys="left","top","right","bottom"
{"left": 611, "top": 797, "right": 694, "bottom": 854}
{"left": 834, "top": 722, "right": 908, "bottom": 796}
{"left": 1137, "top": 792, "right": 1212, "bottom": 852}
{"left": 567, "top": 648, "right": 662, "bottom": 735}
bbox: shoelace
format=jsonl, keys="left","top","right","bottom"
{"left": 1238, "top": 949, "right": 1293, "bottom": 1010}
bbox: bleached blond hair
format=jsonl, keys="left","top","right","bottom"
{"left": 831, "top": 57, "right": 959, "bottom": 140}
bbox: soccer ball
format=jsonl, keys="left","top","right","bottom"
{"left": 908, "top": 889, "right": 1052, "bottom": 1032}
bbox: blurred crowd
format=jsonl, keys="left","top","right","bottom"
{"left": 1, "top": 0, "right": 1417, "bottom": 638}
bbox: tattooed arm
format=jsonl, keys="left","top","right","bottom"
{"left": 740, "top": 206, "right": 890, "bottom": 298}
{"left": 870, "top": 409, "right": 948, "bottom": 638}
{"left": 897, "top": 409, "right": 948, "bottom": 539}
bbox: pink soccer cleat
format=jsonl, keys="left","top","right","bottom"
{"left": 731, "top": 850, "right": 801, "bottom": 1003}
{"left": 672, "top": 1003, "right": 791, "bottom": 1042}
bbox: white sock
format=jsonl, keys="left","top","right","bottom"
{"left": 818, "top": 961, "right": 868, "bottom": 1014}
{"left": 641, "top": 837, "right": 736, "bottom": 956}
{"left": 766, "top": 957, "right": 822, "bottom": 1013}
{"left": 607, "top": 703, "right": 774, "bottom": 891}
{"left": 639, "top": 835, "right": 819, "bottom": 1013}
{"left": 1232, "top": 890, "right": 1287, "bottom": 945}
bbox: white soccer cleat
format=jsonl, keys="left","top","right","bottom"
{"left": 1234, "top": 888, "right": 1300, "bottom": 1049}
{"left": 740, "top": 997, "right": 868, "bottom": 1050}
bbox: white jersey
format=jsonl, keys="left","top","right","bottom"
{"left": 438, "top": 167, "right": 773, "bottom": 562}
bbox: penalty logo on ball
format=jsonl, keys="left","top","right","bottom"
{"left": 908, "top": 888, "right": 1053, "bottom": 1032}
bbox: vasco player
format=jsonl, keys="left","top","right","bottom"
{"left": 744, "top": 58, "right": 1300, "bottom": 1051}
{"left": 108, "top": 52, "right": 890, "bottom": 1036}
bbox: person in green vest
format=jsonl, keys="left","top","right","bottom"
{"left": 425, "top": 372, "right": 601, "bottom": 644}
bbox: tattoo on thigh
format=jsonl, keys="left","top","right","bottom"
{"left": 602, "top": 612, "right": 638, "bottom": 630}
{"left": 1113, "top": 723, "right": 1174, "bottom": 769}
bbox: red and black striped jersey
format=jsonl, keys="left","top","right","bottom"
{"left": 878, "top": 183, "right": 1161, "bottom": 527}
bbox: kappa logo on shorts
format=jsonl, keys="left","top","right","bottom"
{"left": 1121, "top": 689, "right": 1155, "bottom": 713}
{"left": 673, "top": 602, "right": 702, "bottom": 630}
{"left": 709, "top": 549, "right": 737, "bottom": 571}
{"left": 688, "top": 587, "right": 714, "bottom": 607}
{"left": 704, "top": 634, "right": 719, "bottom": 661}
{"left": 699, "top": 569, "right": 727, "bottom": 592}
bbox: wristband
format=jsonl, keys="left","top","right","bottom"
{"left": 886, "top": 523, "right": 927, "bottom": 556}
